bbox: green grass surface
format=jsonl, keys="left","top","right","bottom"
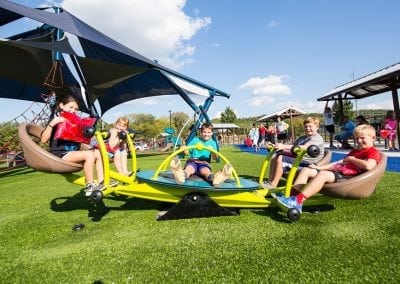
{"left": 1, "top": 146, "right": 399, "bottom": 283}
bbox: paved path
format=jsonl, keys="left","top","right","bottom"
{"left": 236, "top": 142, "right": 400, "bottom": 173}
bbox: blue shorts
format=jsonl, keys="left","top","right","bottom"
{"left": 281, "top": 155, "right": 311, "bottom": 172}
{"left": 335, "top": 132, "right": 353, "bottom": 141}
{"left": 185, "top": 159, "right": 211, "bottom": 176}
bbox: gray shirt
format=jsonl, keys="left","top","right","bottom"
{"left": 293, "top": 133, "right": 325, "bottom": 164}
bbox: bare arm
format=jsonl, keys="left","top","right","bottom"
{"left": 40, "top": 116, "right": 65, "bottom": 143}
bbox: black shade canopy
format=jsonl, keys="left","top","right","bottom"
{"left": 0, "top": 0, "right": 230, "bottom": 117}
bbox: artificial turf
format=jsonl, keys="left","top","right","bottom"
{"left": 0, "top": 146, "right": 399, "bottom": 283}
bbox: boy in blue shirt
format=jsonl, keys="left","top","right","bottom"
{"left": 170, "top": 122, "right": 232, "bottom": 186}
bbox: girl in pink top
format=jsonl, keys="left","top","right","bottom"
{"left": 384, "top": 110, "right": 398, "bottom": 151}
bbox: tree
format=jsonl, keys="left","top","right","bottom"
{"left": 220, "top": 107, "right": 237, "bottom": 123}
{"left": 0, "top": 122, "right": 20, "bottom": 153}
{"left": 332, "top": 100, "right": 354, "bottom": 124}
{"left": 172, "top": 111, "right": 190, "bottom": 131}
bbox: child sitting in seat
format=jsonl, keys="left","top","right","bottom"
{"left": 274, "top": 124, "right": 381, "bottom": 212}
{"left": 41, "top": 94, "right": 105, "bottom": 196}
{"left": 104, "top": 117, "right": 131, "bottom": 176}
{"left": 170, "top": 122, "right": 232, "bottom": 186}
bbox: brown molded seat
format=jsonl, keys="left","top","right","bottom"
{"left": 282, "top": 149, "right": 332, "bottom": 179}
{"left": 321, "top": 153, "right": 387, "bottom": 199}
{"left": 317, "top": 149, "right": 332, "bottom": 166}
{"left": 18, "top": 123, "right": 83, "bottom": 173}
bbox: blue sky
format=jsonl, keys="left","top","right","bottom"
{"left": 1, "top": 0, "right": 400, "bottom": 123}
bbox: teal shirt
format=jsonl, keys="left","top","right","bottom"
{"left": 187, "top": 136, "right": 217, "bottom": 161}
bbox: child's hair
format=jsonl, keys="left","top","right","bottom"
{"left": 354, "top": 124, "right": 376, "bottom": 138}
{"left": 303, "top": 116, "right": 320, "bottom": 127}
{"left": 386, "top": 110, "right": 394, "bottom": 119}
{"left": 201, "top": 122, "right": 213, "bottom": 131}
{"left": 48, "top": 93, "right": 80, "bottom": 121}
{"left": 116, "top": 117, "right": 129, "bottom": 127}
{"left": 55, "top": 94, "right": 80, "bottom": 112}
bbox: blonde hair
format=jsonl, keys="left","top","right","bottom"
{"left": 354, "top": 124, "right": 376, "bottom": 139}
{"left": 116, "top": 117, "right": 129, "bottom": 127}
{"left": 303, "top": 116, "right": 320, "bottom": 127}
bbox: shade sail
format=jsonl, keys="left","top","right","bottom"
{"left": 0, "top": 0, "right": 230, "bottom": 117}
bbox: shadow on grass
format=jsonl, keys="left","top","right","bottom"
{"left": 251, "top": 204, "right": 336, "bottom": 223}
{"left": 0, "top": 166, "right": 35, "bottom": 178}
{"left": 50, "top": 191, "right": 165, "bottom": 222}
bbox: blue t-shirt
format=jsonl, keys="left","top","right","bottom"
{"left": 187, "top": 136, "right": 217, "bottom": 161}
{"left": 343, "top": 120, "right": 356, "bottom": 135}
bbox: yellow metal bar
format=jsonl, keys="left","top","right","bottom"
{"left": 95, "top": 130, "right": 111, "bottom": 186}
{"left": 258, "top": 145, "right": 276, "bottom": 184}
{"left": 126, "top": 133, "right": 137, "bottom": 180}
{"left": 152, "top": 143, "right": 242, "bottom": 187}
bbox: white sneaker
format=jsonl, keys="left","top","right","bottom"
{"left": 213, "top": 164, "right": 233, "bottom": 186}
{"left": 97, "top": 179, "right": 119, "bottom": 191}
{"left": 84, "top": 183, "right": 97, "bottom": 197}
{"left": 261, "top": 181, "right": 275, "bottom": 189}
{"left": 170, "top": 157, "right": 185, "bottom": 184}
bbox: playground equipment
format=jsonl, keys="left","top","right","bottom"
{"left": 160, "top": 127, "right": 182, "bottom": 152}
{"left": 19, "top": 121, "right": 387, "bottom": 221}
{"left": 7, "top": 2, "right": 387, "bottom": 222}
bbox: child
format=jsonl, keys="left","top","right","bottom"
{"left": 323, "top": 102, "right": 335, "bottom": 148}
{"left": 335, "top": 116, "right": 356, "bottom": 149}
{"left": 383, "top": 110, "right": 398, "bottom": 151}
{"left": 41, "top": 94, "right": 104, "bottom": 196}
{"left": 274, "top": 124, "right": 381, "bottom": 212}
{"left": 249, "top": 123, "right": 259, "bottom": 151}
{"left": 263, "top": 117, "right": 325, "bottom": 189}
{"left": 105, "top": 117, "right": 131, "bottom": 176}
{"left": 170, "top": 122, "right": 232, "bottom": 186}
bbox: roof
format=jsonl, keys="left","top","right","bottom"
{"left": 318, "top": 62, "right": 400, "bottom": 101}
{"left": 212, "top": 123, "right": 239, "bottom": 129}
{"left": 257, "top": 106, "right": 305, "bottom": 121}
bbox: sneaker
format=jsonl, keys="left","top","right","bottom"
{"left": 85, "top": 183, "right": 97, "bottom": 197}
{"left": 270, "top": 191, "right": 283, "bottom": 198}
{"left": 261, "top": 181, "right": 275, "bottom": 189}
{"left": 170, "top": 157, "right": 185, "bottom": 184}
{"left": 98, "top": 179, "right": 119, "bottom": 191}
{"left": 275, "top": 195, "right": 303, "bottom": 213}
{"left": 213, "top": 164, "right": 233, "bottom": 186}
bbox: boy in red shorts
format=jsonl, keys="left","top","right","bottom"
{"left": 274, "top": 124, "right": 381, "bottom": 212}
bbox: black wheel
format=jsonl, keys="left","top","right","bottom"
{"left": 103, "top": 130, "right": 111, "bottom": 140}
{"left": 190, "top": 194, "right": 200, "bottom": 203}
{"left": 83, "top": 126, "right": 96, "bottom": 138}
{"left": 118, "top": 131, "right": 127, "bottom": 140}
{"left": 290, "top": 145, "right": 301, "bottom": 156}
{"left": 90, "top": 190, "right": 103, "bottom": 203}
{"left": 307, "top": 145, "right": 320, "bottom": 157}
{"left": 287, "top": 208, "right": 301, "bottom": 221}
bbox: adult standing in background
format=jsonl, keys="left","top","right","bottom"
{"left": 275, "top": 116, "right": 289, "bottom": 144}
{"left": 335, "top": 116, "right": 356, "bottom": 149}
{"left": 323, "top": 102, "right": 335, "bottom": 148}
{"left": 249, "top": 123, "right": 259, "bottom": 151}
{"left": 258, "top": 123, "right": 267, "bottom": 148}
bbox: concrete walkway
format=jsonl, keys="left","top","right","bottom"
{"left": 236, "top": 142, "right": 400, "bottom": 173}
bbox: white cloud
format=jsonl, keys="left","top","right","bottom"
{"left": 126, "top": 97, "right": 158, "bottom": 106}
{"left": 239, "top": 75, "right": 291, "bottom": 106}
{"left": 61, "top": 0, "right": 211, "bottom": 69}
{"left": 268, "top": 20, "right": 279, "bottom": 28}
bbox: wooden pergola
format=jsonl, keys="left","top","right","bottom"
{"left": 257, "top": 106, "right": 305, "bottom": 140}
{"left": 317, "top": 62, "right": 400, "bottom": 147}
